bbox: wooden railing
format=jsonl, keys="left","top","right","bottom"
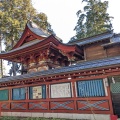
{"left": 0, "top": 76, "right": 114, "bottom": 115}
{"left": 0, "top": 96, "right": 113, "bottom": 114}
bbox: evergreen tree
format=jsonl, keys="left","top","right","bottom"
{"left": 33, "top": 12, "right": 48, "bottom": 30}
{"left": 0, "top": 0, "right": 52, "bottom": 76}
{"left": 0, "top": 0, "right": 49, "bottom": 51}
{"left": 69, "top": 0, "right": 113, "bottom": 42}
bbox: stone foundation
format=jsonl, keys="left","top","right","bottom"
{"left": 1, "top": 112, "right": 111, "bottom": 120}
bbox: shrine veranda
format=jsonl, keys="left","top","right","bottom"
{"left": 0, "top": 21, "right": 120, "bottom": 119}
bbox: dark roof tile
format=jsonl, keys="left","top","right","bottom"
{"left": 0, "top": 55, "right": 120, "bottom": 83}
{"left": 69, "top": 31, "right": 113, "bottom": 46}
{"left": 28, "top": 21, "right": 50, "bottom": 37}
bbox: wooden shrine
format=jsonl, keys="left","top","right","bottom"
{"left": 0, "top": 21, "right": 83, "bottom": 73}
{"left": 0, "top": 21, "right": 120, "bottom": 119}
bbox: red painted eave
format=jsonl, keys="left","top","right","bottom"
{"left": 12, "top": 24, "right": 46, "bottom": 49}
{"left": 0, "top": 35, "right": 61, "bottom": 60}
{"left": 57, "top": 44, "right": 83, "bottom": 54}
{"left": 0, "top": 35, "right": 83, "bottom": 61}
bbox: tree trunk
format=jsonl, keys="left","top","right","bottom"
{"left": 0, "top": 32, "right": 3, "bottom": 78}
{"left": 12, "top": 62, "right": 16, "bottom": 76}
{"left": 0, "top": 59, "right": 3, "bottom": 78}
{"left": 11, "top": 37, "right": 17, "bottom": 76}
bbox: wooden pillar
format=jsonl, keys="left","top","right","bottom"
{"left": 9, "top": 88, "right": 11, "bottom": 101}
{"left": 46, "top": 83, "right": 50, "bottom": 111}
{"left": 26, "top": 86, "right": 29, "bottom": 110}
{"left": 103, "top": 77, "right": 114, "bottom": 114}
{"left": 28, "top": 54, "right": 37, "bottom": 72}
{"left": 0, "top": 102, "right": 1, "bottom": 117}
{"left": 84, "top": 46, "right": 87, "bottom": 61}
{"left": 26, "top": 87, "right": 29, "bottom": 100}
{"left": 72, "top": 80, "right": 77, "bottom": 111}
{"left": 9, "top": 88, "right": 12, "bottom": 110}
{"left": 20, "top": 57, "right": 28, "bottom": 74}
{"left": 107, "top": 82, "right": 114, "bottom": 114}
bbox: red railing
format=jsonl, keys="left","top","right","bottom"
{"left": 0, "top": 97, "right": 113, "bottom": 114}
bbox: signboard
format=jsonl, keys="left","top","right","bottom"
{"left": 32, "top": 86, "right": 42, "bottom": 99}
{"left": 51, "top": 83, "right": 71, "bottom": 98}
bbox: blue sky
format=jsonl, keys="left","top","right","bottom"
{"left": 33, "top": 0, "right": 120, "bottom": 43}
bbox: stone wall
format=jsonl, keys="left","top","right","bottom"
{"left": 1, "top": 112, "right": 110, "bottom": 120}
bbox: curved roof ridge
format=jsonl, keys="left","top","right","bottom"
{"left": 69, "top": 30, "right": 114, "bottom": 46}
{"left": 27, "top": 20, "right": 50, "bottom": 37}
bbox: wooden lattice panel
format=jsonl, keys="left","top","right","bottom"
{"left": 29, "top": 102, "right": 48, "bottom": 110}
{"left": 50, "top": 101, "right": 74, "bottom": 110}
{"left": 77, "top": 100, "right": 109, "bottom": 111}
{"left": 1, "top": 103, "right": 10, "bottom": 110}
{"left": 111, "top": 83, "right": 120, "bottom": 93}
{"left": 11, "top": 102, "right": 27, "bottom": 110}
{"left": 112, "top": 94, "right": 120, "bottom": 117}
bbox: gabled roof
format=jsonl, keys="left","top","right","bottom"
{"left": 13, "top": 21, "right": 50, "bottom": 49}
{"left": 102, "top": 33, "right": 120, "bottom": 47}
{"left": 0, "top": 35, "right": 59, "bottom": 60}
{"left": 69, "top": 31, "right": 114, "bottom": 46}
{"left": 0, "top": 55, "right": 120, "bottom": 83}
{"left": 27, "top": 21, "right": 49, "bottom": 37}
{"left": 0, "top": 34, "right": 83, "bottom": 62}
{"left": 0, "top": 21, "right": 83, "bottom": 62}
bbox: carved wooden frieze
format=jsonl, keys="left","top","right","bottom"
{"left": 28, "top": 68, "right": 37, "bottom": 73}
{"left": 37, "top": 66, "right": 48, "bottom": 71}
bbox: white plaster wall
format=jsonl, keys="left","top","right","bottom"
{"left": 1, "top": 112, "right": 111, "bottom": 120}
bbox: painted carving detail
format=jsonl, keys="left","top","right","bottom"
{"left": 37, "top": 66, "right": 48, "bottom": 71}
{"left": 28, "top": 68, "right": 37, "bottom": 73}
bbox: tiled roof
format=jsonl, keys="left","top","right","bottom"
{"left": 102, "top": 34, "right": 120, "bottom": 47}
{"left": 27, "top": 21, "right": 50, "bottom": 37}
{"left": 0, "top": 55, "right": 120, "bottom": 83}
{"left": 69, "top": 31, "right": 113, "bottom": 46}
{"left": 111, "top": 36, "right": 120, "bottom": 43}
{"left": 0, "top": 40, "right": 41, "bottom": 55}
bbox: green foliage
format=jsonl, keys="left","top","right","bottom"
{"left": 0, "top": 0, "right": 54, "bottom": 76}
{"left": 0, "top": 0, "right": 50, "bottom": 51}
{"left": 2, "top": 116, "right": 19, "bottom": 120}
{"left": 33, "top": 13, "right": 48, "bottom": 30}
{"left": 69, "top": 0, "right": 113, "bottom": 42}
{"left": 0, "top": 0, "right": 32, "bottom": 50}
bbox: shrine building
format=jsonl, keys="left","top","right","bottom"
{"left": 0, "top": 21, "right": 120, "bottom": 120}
